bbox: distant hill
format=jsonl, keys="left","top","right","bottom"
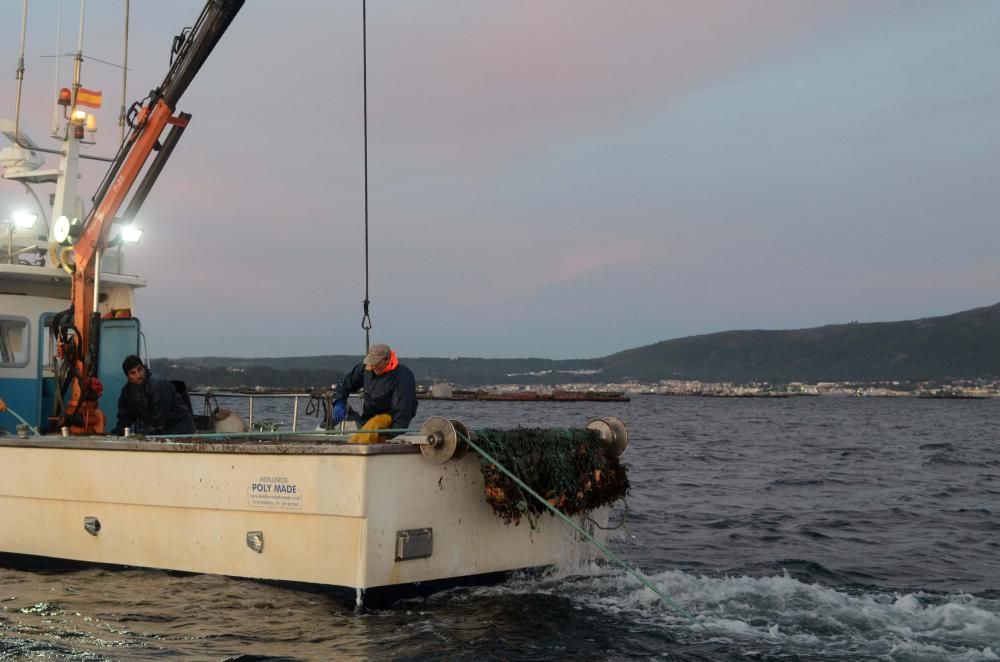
{"left": 151, "top": 355, "right": 598, "bottom": 390}
{"left": 155, "top": 303, "right": 1000, "bottom": 387}
{"left": 595, "top": 303, "right": 1000, "bottom": 383}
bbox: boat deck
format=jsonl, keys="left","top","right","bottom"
{"left": 0, "top": 435, "right": 419, "bottom": 455}
{"left": 0, "top": 429, "right": 615, "bottom": 606}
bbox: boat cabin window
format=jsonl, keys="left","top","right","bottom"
{"left": 0, "top": 317, "right": 30, "bottom": 368}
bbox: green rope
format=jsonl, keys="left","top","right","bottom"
{"left": 462, "top": 429, "right": 701, "bottom": 627}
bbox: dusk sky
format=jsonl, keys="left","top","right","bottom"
{"left": 2, "top": 1, "right": 1000, "bottom": 360}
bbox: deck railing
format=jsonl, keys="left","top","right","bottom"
{"left": 188, "top": 390, "right": 335, "bottom": 432}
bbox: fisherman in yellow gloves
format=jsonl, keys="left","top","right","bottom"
{"left": 332, "top": 343, "right": 418, "bottom": 444}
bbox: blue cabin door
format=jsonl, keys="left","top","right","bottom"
{"left": 97, "top": 318, "right": 142, "bottom": 430}
{"left": 0, "top": 314, "right": 34, "bottom": 434}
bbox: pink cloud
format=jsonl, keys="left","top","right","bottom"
{"left": 543, "top": 238, "right": 657, "bottom": 284}
{"left": 423, "top": 226, "right": 669, "bottom": 308}
{"left": 375, "top": 1, "right": 870, "bottom": 174}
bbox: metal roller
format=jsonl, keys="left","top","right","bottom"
{"left": 585, "top": 416, "right": 628, "bottom": 456}
{"left": 418, "top": 416, "right": 470, "bottom": 464}
{"left": 449, "top": 419, "right": 474, "bottom": 461}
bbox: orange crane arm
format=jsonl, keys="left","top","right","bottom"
{"left": 58, "top": 0, "right": 244, "bottom": 434}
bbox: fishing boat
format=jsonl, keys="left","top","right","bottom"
{"left": 0, "top": 0, "right": 629, "bottom": 607}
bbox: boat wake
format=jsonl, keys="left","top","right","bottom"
{"left": 457, "top": 562, "right": 1000, "bottom": 660}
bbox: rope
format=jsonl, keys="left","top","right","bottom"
{"left": 0, "top": 401, "right": 41, "bottom": 436}
{"left": 305, "top": 391, "right": 334, "bottom": 429}
{"left": 460, "top": 429, "right": 701, "bottom": 627}
{"left": 359, "top": 0, "right": 372, "bottom": 352}
{"left": 588, "top": 498, "right": 629, "bottom": 530}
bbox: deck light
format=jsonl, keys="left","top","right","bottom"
{"left": 71, "top": 109, "right": 87, "bottom": 124}
{"left": 120, "top": 225, "right": 143, "bottom": 243}
{"left": 13, "top": 211, "right": 37, "bottom": 229}
{"left": 85, "top": 114, "right": 97, "bottom": 133}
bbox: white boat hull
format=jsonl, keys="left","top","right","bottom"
{"left": 0, "top": 436, "right": 608, "bottom": 606}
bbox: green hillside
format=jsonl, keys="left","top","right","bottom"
{"left": 156, "top": 303, "right": 1000, "bottom": 387}
{"left": 597, "top": 303, "right": 1000, "bottom": 382}
{"left": 154, "top": 355, "right": 598, "bottom": 389}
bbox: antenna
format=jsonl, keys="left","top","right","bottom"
{"left": 120, "top": 0, "right": 130, "bottom": 144}
{"left": 14, "top": 0, "right": 28, "bottom": 140}
{"left": 71, "top": 0, "right": 85, "bottom": 104}
{"left": 51, "top": 0, "right": 64, "bottom": 136}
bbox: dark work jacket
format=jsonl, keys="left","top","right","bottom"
{"left": 336, "top": 363, "right": 418, "bottom": 430}
{"left": 114, "top": 372, "right": 195, "bottom": 436}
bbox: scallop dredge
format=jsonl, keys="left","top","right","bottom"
{"left": 472, "top": 425, "right": 629, "bottom": 526}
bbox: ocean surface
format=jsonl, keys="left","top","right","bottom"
{"left": 1, "top": 395, "right": 998, "bottom": 661}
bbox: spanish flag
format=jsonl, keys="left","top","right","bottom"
{"left": 76, "top": 88, "right": 102, "bottom": 109}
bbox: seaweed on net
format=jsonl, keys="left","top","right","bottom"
{"left": 475, "top": 427, "right": 629, "bottom": 526}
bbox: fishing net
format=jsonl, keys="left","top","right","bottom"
{"left": 474, "top": 427, "right": 629, "bottom": 526}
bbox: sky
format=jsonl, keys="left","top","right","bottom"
{"left": 2, "top": 1, "right": 1000, "bottom": 360}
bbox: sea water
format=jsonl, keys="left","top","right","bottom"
{"left": 1, "top": 396, "right": 998, "bottom": 660}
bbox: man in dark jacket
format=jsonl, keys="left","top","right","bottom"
{"left": 333, "top": 343, "right": 417, "bottom": 443}
{"left": 113, "top": 355, "right": 195, "bottom": 436}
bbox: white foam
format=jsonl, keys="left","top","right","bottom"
{"left": 476, "top": 564, "right": 1000, "bottom": 659}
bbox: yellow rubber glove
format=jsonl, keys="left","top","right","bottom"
{"left": 349, "top": 413, "right": 393, "bottom": 445}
